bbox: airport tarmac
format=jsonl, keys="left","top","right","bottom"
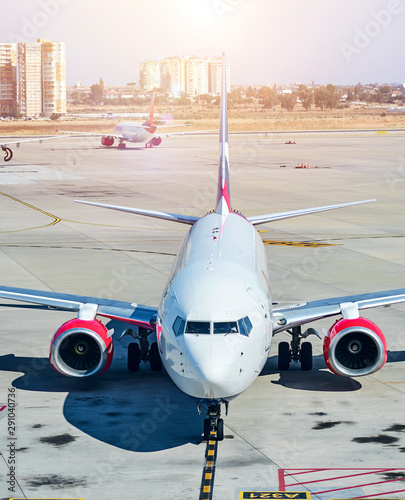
{"left": 0, "top": 131, "right": 405, "bottom": 500}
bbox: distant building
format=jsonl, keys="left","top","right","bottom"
{"left": 38, "top": 39, "right": 66, "bottom": 115}
{"left": 139, "top": 59, "right": 160, "bottom": 92}
{"left": 0, "top": 39, "right": 66, "bottom": 117}
{"left": 17, "top": 42, "right": 42, "bottom": 116}
{"left": 160, "top": 56, "right": 187, "bottom": 95}
{"left": 139, "top": 55, "right": 231, "bottom": 96}
{"left": 207, "top": 56, "right": 230, "bottom": 94}
{"left": 186, "top": 56, "right": 209, "bottom": 96}
{"left": 0, "top": 43, "right": 17, "bottom": 116}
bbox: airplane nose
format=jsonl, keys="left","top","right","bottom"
{"left": 184, "top": 337, "right": 240, "bottom": 399}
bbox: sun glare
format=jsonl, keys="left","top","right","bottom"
{"left": 183, "top": 0, "right": 217, "bottom": 26}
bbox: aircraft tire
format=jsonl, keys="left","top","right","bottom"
{"left": 203, "top": 419, "right": 211, "bottom": 441}
{"left": 149, "top": 342, "right": 162, "bottom": 371}
{"left": 300, "top": 341, "right": 313, "bottom": 371}
{"left": 128, "top": 342, "right": 140, "bottom": 371}
{"left": 278, "top": 341, "right": 290, "bottom": 370}
{"left": 217, "top": 419, "right": 224, "bottom": 441}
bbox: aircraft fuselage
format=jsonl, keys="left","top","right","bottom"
{"left": 157, "top": 212, "right": 272, "bottom": 401}
{"left": 114, "top": 122, "right": 156, "bottom": 144}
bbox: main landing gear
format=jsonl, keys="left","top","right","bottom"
{"left": 125, "top": 327, "right": 162, "bottom": 372}
{"left": 145, "top": 136, "right": 162, "bottom": 148}
{"left": 118, "top": 141, "right": 126, "bottom": 150}
{"left": 198, "top": 400, "right": 228, "bottom": 441}
{"left": 278, "top": 325, "right": 320, "bottom": 371}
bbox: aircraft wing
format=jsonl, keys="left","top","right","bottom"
{"left": 273, "top": 288, "right": 405, "bottom": 334}
{"left": 158, "top": 123, "right": 190, "bottom": 128}
{"left": 0, "top": 286, "right": 157, "bottom": 330}
{"left": 1, "top": 135, "right": 70, "bottom": 148}
{"left": 56, "top": 130, "right": 126, "bottom": 140}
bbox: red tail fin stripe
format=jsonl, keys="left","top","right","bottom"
{"left": 222, "top": 175, "right": 231, "bottom": 211}
{"left": 142, "top": 88, "right": 155, "bottom": 127}
{"left": 215, "top": 53, "right": 231, "bottom": 217}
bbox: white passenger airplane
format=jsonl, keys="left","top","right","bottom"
{"left": 0, "top": 90, "right": 186, "bottom": 162}
{"left": 57, "top": 88, "right": 187, "bottom": 149}
{"left": 1, "top": 54, "right": 405, "bottom": 441}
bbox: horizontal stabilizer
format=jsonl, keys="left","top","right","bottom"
{"left": 247, "top": 199, "right": 376, "bottom": 226}
{"left": 75, "top": 200, "right": 200, "bottom": 225}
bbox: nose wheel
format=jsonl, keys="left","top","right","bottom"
{"left": 198, "top": 401, "right": 227, "bottom": 441}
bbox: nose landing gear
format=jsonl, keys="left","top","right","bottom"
{"left": 198, "top": 400, "right": 228, "bottom": 441}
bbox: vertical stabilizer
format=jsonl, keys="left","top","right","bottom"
{"left": 143, "top": 88, "right": 155, "bottom": 128}
{"left": 215, "top": 53, "right": 231, "bottom": 216}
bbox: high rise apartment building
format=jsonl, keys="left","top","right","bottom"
{"left": 186, "top": 56, "right": 209, "bottom": 96}
{"left": 39, "top": 39, "right": 66, "bottom": 115}
{"left": 139, "top": 59, "right": 160, "bottom": 92}
{"left": 140, "top": 55, "right": 231, "bottom": 96}
{"left": 0, "top": 43, "right": 17, "bottom": 116}
{"left": 160, "top": 56, "right": 187, "bottom": 95}
{"left": 0, "top": 39, "right": 66, "bottom": 117}
{"left": 17, "top": 42, "right": 42, "bottom": 116}
{"left": 208, "top": 56, "right": 231, "bottom": 95}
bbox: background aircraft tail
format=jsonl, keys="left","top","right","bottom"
{"left": 142, "top": 88, "right": 155, "bottom": 128}
{"left": 215, "top": 53, "right": 231, "bottom": 217}
{"left": 76, "top": 54, "right": 375, "bottom": 227}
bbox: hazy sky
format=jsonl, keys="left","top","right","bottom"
{"left": 2, "top": 0, "right": 404, "bottom": 86}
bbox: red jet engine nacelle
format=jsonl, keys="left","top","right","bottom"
{"left": 50, "top": 318, "right": 113, "bottom": 377}
{"left": 101, "top": 136, "right": 115, "bottom": 147}
{"left": 323, "top": 317, "right": 387, "bottom": 377}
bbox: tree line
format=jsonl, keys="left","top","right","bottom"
{"left": 70, "top": 77, "right": 404, "bottom": 110}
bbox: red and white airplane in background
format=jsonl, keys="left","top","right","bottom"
{"left": 57, "top": 88, "right": 187, "bottom": 149}
{"left": 1, "top": 54, "right": 405, "bottom": 440}
{"left": 0, "top": 89, "right": 186, "bottom": 162}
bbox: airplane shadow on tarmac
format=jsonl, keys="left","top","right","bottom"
{"left": 54, "top": 146, "right": 147, "bottom": 151}
{"left": 0, "top": 341, "right": 203, "bottom": 453}
{"left": 262, "top": 349, "right": 405, "bottom": 392}
{"left": 2, "top": 341, "right": 405, "bottom": 452}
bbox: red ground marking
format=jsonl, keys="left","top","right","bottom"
{"left": 0, "top": 405, "right": 6, "bottom": 411}
{"left": 278, "top": 469, "right": 286, "bottom": 491}
{"left": 315, "top": 477, "right": 405, "bottom": 494}
{"left": 284, "top": 469, "right": 398, "bottom": 486}
{"left": 278, "top": 468, "right": 405, "bottom": 497}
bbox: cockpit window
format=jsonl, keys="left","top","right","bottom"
{"left": 185, "top": 321, "right": 210, "bottom": 334}
{"left": 214, "top": 321, "right": 238, "bottom": 334}
{"left": 238, "top": 316, "right": 253, "bottom": 337}
{"left": 172, "top": 316, "right": 186, "bottom": 337}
